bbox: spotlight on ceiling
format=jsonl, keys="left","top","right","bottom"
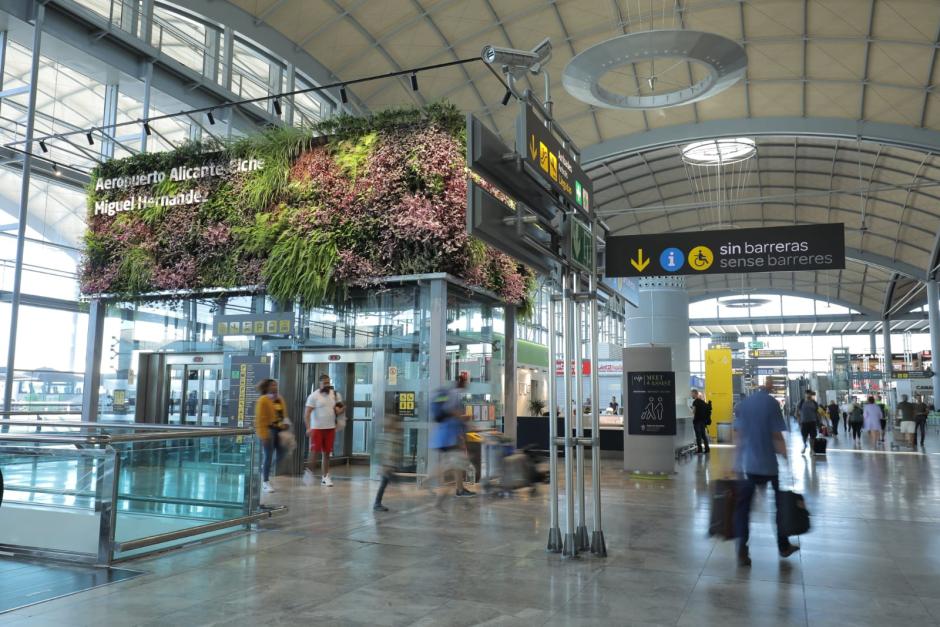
{"left": 272, "top": 99, "right": 282, "bottom": 116}
{"left": 86, "top": 132, "right": 94, "bottom": 146}
{"left": 410, "top": 73, "right": 418, "bottom": 91}
{"left": 38, "top": 140, "right": 47, "bottom": 153}
{"left": 340, "top": 86, "right": 348, "bottom": 104}
{"left": 207, "top": 110, "right": 215, "bottom": 125}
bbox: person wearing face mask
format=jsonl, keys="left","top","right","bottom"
{"left": 255, "top": 378, "right": 288, "bottom": 494}
{"left": 303, "top": 374, "right": 345, "bottom": 487}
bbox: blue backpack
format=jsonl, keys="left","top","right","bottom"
{"left": 431, "top": 387, "right": 450, "bottom": 423}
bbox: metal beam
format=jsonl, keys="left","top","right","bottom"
{"left": 687, "top": 288, "right": 885, "bottom": 319}
{"left": 582, "top": 117, "right": 940, "bottom": 166}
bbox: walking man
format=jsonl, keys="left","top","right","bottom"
{"left": 733, "top": 379, "right": 800, "bottom": 567}
{"left": 691, "top": 389, "right": 711, "bottom": 454}
{"left": 897, "top": 394, "right": 916, "bottom": 447}
{"left": 303, "top": 374, "right": 344, "bottom": 487}
{"left": 914, "top": 395, "right": 930, "bottom": 448}
{"left": 827, "top": 399, "right": 840, "bottom": 436}
{"left": 428, "top": 373, "right": 475, "bottom": 506}
{"left": 798, "top": 390, "right": 819, "bottom": 454}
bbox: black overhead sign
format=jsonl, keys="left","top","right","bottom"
{"left": 518, "top": 104, "right": 593, "bottom": 213}
{"left": 606, "top": 223, "right": 845, "bottom": 278}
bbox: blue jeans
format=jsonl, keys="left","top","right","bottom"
{"left": 261, "top": 436, "right": 279, "bottom": 481}
{"left": 734, "top": 473, "right": 789, "bottom": 555}
{"left": 693, "top": 422, "right": 710, "bottom": 451}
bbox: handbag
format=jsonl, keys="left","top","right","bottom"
{"left": 708, "top": 478, "right": 741, "bottom": 539}
{"left": 777, "top": 490, "right": 811, "bottom": 536}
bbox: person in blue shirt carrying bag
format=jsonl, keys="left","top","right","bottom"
{"left": 428, "top": 373, "right": 475, "bottom": 507}
{"left": 733, "top": 379, "right": 801, "bottom": 567}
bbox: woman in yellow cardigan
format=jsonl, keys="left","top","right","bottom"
{"left": 255, "top": 378, "right": 287, "bottom": 493}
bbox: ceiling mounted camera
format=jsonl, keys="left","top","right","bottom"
{"left": 481, "top": 37, "right": 552, "bottom": 73}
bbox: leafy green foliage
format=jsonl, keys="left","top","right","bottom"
{"left": 81, "top": 102, "right": 533, "bottom": 311}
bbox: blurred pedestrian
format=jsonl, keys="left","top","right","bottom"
{"left": 863, "top": 396, "right": 883, "bottom": 447}
{"left": 798, "top": 390, "right": 819, "bottom": 454}
{"left": 849, "top": 401, "right": 864, "bottom": 443}
{"left": 691, "top": 389, "right": 711, "bottom": 454}
{"left": 733, "top": 379, "right": 800, "bottom": 567}
{"left": 255, "top": 378, "right": 288, "bottom": 494}
{"left": 876, "top": 394, "right": 888, "bottom": 442}
{"left": 373, "top": 408, "right": 403, "bottom": 512}
{"left": 827, "top": 399, "right": 840, "bottom": 436}
{"left": 897, "top": 394, "right": 915, "bottom": 447}
{"left": 914, "top": 395, "right": 930, "bottom": 448}
{"left": 428, "top": 373, "right": 475, "bottom": 508}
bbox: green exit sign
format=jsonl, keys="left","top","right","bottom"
{"left": 748, "top": 341, "right": 764, "bottom": 349}
{"left": 570, "top": 218, "right": 594, "bottom": 272}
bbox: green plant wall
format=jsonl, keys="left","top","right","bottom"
{"left": 82, "top": 103, "right": 535, "bottom": 312}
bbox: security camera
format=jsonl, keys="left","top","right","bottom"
{"left": 482, "top": 45, "right": 539, "bottom": 68}
{"left": 481, "top": 38, "right": 552, "bottom": 72}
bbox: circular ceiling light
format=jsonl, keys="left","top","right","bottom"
{"left": 681, "top": 138, "right": 756, "bottom": 166}
{"left": 719, "top": 297, "right": 771, "bottom": 309}
{"left": 562, "top": 30, "right": 747, "bottom": 110}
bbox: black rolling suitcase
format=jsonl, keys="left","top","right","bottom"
{"left": 777, "top": 490, "right": 811, "bottom": 536}
{"left": 708, "top": 479, "right": 740, "bottom": 539}
{"left": 813, "top": 437, "right": 827, "bottom": 455}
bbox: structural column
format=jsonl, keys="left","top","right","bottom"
{"left": 503, "top": 304, "right": 517, "bottom": 441}
{"left": 882, "top": 320, "right": 892, "bottom": 402}
{"left": 928, "top": 280, "right": 940, "bottom": 409}
{"left": 625, "top": 276, "right": 692, "bottom": 424}
{"left": 3, "top": 3, "right": 43, "bottom": 413}
{"left": 623, "top": 276, "right": 691, "bottom": 472}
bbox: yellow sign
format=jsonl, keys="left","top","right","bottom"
{"left": 539, "top": 141, "right": 549, "bottom": 172}
{"left": 689, "top": 245, "right": 714, "bottom": 271}
{"left": 704, "top": 348, "right": 732, "bottom": 439}
{"left": 549, "top": 152, "right": 558, "bottom": 181}
{"left": 398, "top": 391, "right": 416, "bottom": 417}
{"left": 630, "top": 248, "right": 650, "bottom": 272}
{"left": 529, "top": 134, "right": 538, "bottom": 160}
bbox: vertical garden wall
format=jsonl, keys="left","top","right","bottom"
{"left": 81, "top": 103, "right": 534, "bottom": 312}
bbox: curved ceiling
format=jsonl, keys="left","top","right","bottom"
{"left": 229, "top": 0, "right": 940, "bottom": 315}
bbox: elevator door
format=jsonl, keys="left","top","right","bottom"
{"left": 136, "top": 353, "right": 225, "bottom": 425}
{"left": 299, "top": 351, "right": 384, "bottom": 465}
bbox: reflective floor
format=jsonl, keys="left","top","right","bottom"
{"left": 3, "top": 426, "right": 940, "bottom": 626}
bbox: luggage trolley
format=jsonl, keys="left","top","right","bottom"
{"left": 479, "top": 432, "right": 539, "bottom": 497}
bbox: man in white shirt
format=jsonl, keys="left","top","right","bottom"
{"left": 303, "top": 373, "right": 344, "bottom": 487}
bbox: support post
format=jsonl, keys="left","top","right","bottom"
{"left": 3, "top": 4, "right": 43, "bottom": 414}
{"left": 928, "top": 281, "right": 940, "bottom": 410}
{"left": 504, "top": 303, "right": 517, "bottom": 441}
{"left": 588, "top": 272, "right": 606, "bottom": 556}
{"left": 546, "top": 284, "right": 562, "bottom": 552}
{"left": 81, "top": 299, "right": 106, "bottom": 422}
{"left": 139, "top": 61, "right": 153, "bottom": 152}
{"left": 882, "top": 319, "right": 893, "bottom": 402}
{"left": 573, "top": 274, "right": 589, "bottom": 551}
{"left": 561, "top": 272, "right": 577, "bottom": 557}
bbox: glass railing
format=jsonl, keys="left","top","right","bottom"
{"left": 0, "top": 422, "right": 284, "bottom": 564}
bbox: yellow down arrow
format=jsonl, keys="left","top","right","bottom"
{"left": 630, "top": 248, "right": 650, "bottom": 272}
{"left": 529, "top": 134, "right": 538, "bottom": 160}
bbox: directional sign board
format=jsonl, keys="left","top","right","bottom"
{"left": 518, "top": 103, "right": 592, "bottom": 213}
{"left": 606, "top": 224, "right": 845, "bottom": 278}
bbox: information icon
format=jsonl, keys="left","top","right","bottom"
{"left": 688, "top": 245, "right": 714, "bottom": 271}
{"left": 660, "top": 248, "right": 684, "bottom": 272}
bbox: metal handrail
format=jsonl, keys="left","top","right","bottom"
{"left": 0, "top": 427, "right": 253, "bottom": 444}
{"left": 0, "top": 411, "right": 84, "bottom": 416}
{"left": 0, "top": 419, "right": 232, "bottom": 430}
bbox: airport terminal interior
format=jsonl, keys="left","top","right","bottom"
{"left": 3, "top": 0, "right": 940, "bottom": 625}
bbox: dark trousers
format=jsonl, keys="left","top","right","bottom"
{"left": 375, "top": 472, "right": 391, "bottom": 505}
{"left": 734, "top": 474, "right": 789, "bottom": 555}
{"left": 800, "top": 423, "right": 817, "bottom": 445}
{"left": 880, "top": 419, "right": 887, "bottom": 440}
{"left": 829, "top": 416, "right": 838, "bottom": 435}
{"left": 693, "top": 422, "right": 710, "bottom": 451}
{"left": 850, "top": 422, "right": 862, "bottom": 439}
{"left": 261, "top": 436, "right": 279, "bottom": 481}
{"left": 915, "top": 419, "right": 927, "bottom": 445}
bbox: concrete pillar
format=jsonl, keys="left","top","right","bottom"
{"left": 625, "top": 276, "right": 691, "bottom": 420}
{"left": 928, "top": 280, "right": 940, "bottom": 408}
{"left": 503, "top": 304, "right": 517, "bottom": 441}
{"left": 883, "top": 321, "right": 892, "bottom": 407}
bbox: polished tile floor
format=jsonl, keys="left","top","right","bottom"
{"left": 3, "top": 426, "right": 940, "bottom": 626}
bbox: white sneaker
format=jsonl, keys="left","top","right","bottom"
{"left": 321, "top": 474, "right": 333, "bottom": 487}
{"left": 302, "top": 469, "right": 315, "bottom": 486}
{"left": 263, "top": 481, "right": 276, "bottom": 493}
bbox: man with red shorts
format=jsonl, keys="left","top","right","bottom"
{"left": 303, "top": 374, "right": 344, "bottom": 487}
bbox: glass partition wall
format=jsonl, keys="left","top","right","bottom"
{"left": 93, "top": 275, "right": 507, "bottom": 479}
